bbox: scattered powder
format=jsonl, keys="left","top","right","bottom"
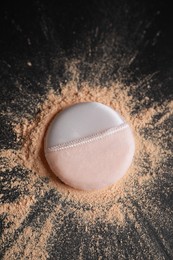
{"left": 0, "top": 81, "right": 172, "bottom": 259}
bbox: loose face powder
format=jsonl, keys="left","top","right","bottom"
{"left": 0, "top": 81, "right": 172, "bottom": 259}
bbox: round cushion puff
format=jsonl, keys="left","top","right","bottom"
{"left": 44, "top": 102, "right": 135, "bottom": 191}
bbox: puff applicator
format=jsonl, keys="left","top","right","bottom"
{"left": 44, "top": 102, "right": 135, "bottom": 191}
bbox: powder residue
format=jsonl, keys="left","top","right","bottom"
{"left": 0, "top": 81, "right": 172, "bottom": 259}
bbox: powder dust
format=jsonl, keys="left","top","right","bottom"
{"left": 0, "top": 80, "right": 172, "bottom": 259}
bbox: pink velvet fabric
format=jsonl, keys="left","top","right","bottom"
{"left": 45, "top": 126, "right": 135, "bottom": 191}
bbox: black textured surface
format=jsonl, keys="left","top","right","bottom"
{"left": 0, "top": 1, "right": 173, "bottom": 259}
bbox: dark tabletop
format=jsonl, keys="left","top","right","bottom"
{"left": 0, "top": 0, "right": 173, "bottom": 259}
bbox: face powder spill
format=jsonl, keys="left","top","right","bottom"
{"left": 0, "top": 81, "right": 172, "bottom": 259}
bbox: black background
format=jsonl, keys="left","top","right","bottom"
{"left": 0, "top": 0, "right": 173, "bottom": 259}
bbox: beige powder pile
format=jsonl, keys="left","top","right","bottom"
{"left": 0, "top": 80, "right": 172, "bottom": 259}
